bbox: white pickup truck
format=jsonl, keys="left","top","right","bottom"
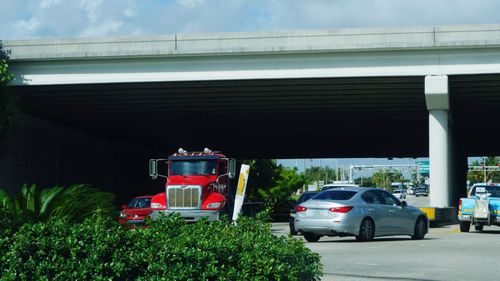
{"left": 458, "top": 184, "right": 500, "bottom": 232}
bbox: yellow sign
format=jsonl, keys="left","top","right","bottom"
{"left": 232, "top": 164, "right": 250, "bottom": 221}
{"left": 419, "top": 207, "right": 436, "bottom": 220}
{"left": 237, "top": 172, "right": 246, "bottom": 196}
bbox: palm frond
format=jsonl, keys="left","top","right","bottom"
{"left": 2, "top": 183, "right": 116, "bottom": 223}
{"left": 50, "top": 184, "right": 116, "bottom": 223}
{"left": 38, "top": 186, "right": 65, "bottom": 221}
{"left": 0, "top": 189, "right": 15, "bottom": 216}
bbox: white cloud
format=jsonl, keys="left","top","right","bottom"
{"left": 79, "top": 0, "right": 104, "bottom": 23}
{"left": 40, "top": 0, "right": 62, "bottom": 9}
{"left": 15, "top": 17, "right": 41, "bottom": 32}
{"left": 80, "top": 20, "right": 123, "bottom": 37}
{"left": 176, "top": 0, "right": 206, "bottom": 8}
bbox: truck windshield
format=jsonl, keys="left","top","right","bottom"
{"left": 472, "top": 185, "right": 500, "bottom": 197}
{"left": 170, "top": 160, "right": 217, "bottom": 176}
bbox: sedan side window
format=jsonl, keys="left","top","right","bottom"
{"left": 362, "top": 191, "right": 383, "bottom": 204}
{"left": 378, "top": 190, "right": 401, "bottom": 206}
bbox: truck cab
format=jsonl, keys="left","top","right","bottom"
{"left": 458, "top": 183, "right": 500, "bottom": 232}
{"left": 149, "top": 148, "right": 236, "bottom": 222}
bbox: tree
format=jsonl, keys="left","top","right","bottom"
{"left": 0, "top": 184, "right": 116, "bottom": 223}
{"left": 354, "top": 177, "right": 375, "bottom": 187}
{"left": 244, "top": 159, "right": 282, "bottom": 202}
{"left": 304, "top": 166, "right": 337, "bottom": 184}
{"left": 371, "top": 168, "right": 403, "bottom": 190}
{"left": 258, "top": 167, "right": 306, "bottom": 206}
{"left": 0, "top": 41, "right": 18, "bottom": 157}
{"left": 468, "top": 156, "right": 500, "bottom": 184}
{"left": 244, "top": 159, "right": 306, "bottom": 207}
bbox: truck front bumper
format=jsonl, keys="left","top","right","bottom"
{"left": 150, "top": 209, "right": 220, "bottom": 222}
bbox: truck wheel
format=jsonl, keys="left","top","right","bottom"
{"left": 412, "top": 217, "right": 427, "bottom": 240}
{"left": 475, "top": 224, "right": 484, "bottom": 232}
{"left": 304, "top": 233, "right": 321, "bottom": 242}
{"left": 356, "top": 218, "right": 375, "bottom": 242}
{"left": 460, "top": 221, "right": 470, "bottom": 232}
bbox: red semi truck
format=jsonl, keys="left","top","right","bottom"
{"left": 148, "top": 148, "right": 237, "bottom": 222}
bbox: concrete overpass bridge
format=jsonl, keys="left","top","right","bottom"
{"left": 2, "top": 24, "right": 500, "bottom": 206}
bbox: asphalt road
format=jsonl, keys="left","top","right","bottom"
{"left": 404, "top": 194, "right": 431, "bottom": 208}
{"left": 271, "top": 222, "right": 500, "bottom": 281}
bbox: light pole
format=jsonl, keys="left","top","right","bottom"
{"left": 483, "top": 157, "right": 487, "bottom": 183}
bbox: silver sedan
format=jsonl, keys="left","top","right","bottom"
{"left": 294, "top": 187, "right": 428, "bottom": 242}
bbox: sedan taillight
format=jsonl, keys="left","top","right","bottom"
{"left": 295, "top": 205, "right": 308, "bottom": 212}
{"left": 329, "top": 206, "right": 353, "bottom": 213}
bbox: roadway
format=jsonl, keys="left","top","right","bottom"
{"left": 271, "top": 222, "right": 500, "bottom": 281}
{"left": 405, "top": 194, "right": 431, "bottom": 207}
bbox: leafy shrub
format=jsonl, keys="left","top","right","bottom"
{"left": 1, "top": 213, "right": 323, "bottom": 281}
{"left": 0, "top": 184, "right": 116, "bottom": 223}
{"left": 0, "top": 44, "right": 18, "bottom": 157}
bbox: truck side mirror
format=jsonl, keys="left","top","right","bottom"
{"left": 228, "top": 159, "right": 236, "bottom": 179}
{"left": 149, "top": 159, "right": 158, "bottom": 179}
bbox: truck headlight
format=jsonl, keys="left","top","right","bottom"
{"left": 206, "top": 201, "right": 225, "bottom": 209}
{"left": 206, "top": 202, "right": 222, "bottom": 209}
{"left": 151, "top": 203, "right": 164, "bottom": 209}
{"left": 119, "top": 212, "right": 127, "bottom": 218}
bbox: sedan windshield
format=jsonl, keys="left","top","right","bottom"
{"left": 170, "top": 160, "right": 217, "bottom": 176}
{"left": 312, "top": 190, "right": 357, "bottom": 201}
{"left": 128, "top": 198, "right": 151, "bottom": 208}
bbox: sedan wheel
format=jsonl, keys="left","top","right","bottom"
{"left": 356, "top": 218, "right": 375, "bottom": 242}
{"left": 412, "top": 217, "right": 426, "bottom": 240}
{"left": 304, "top": 232, "right": 321, "bottom": 242}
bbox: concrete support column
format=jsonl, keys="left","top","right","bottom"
{"left": 425, "top": 75, "right": 451, "bottom": 207}
{"left": 428, "top": 109, "right": 450, "bottom": 207}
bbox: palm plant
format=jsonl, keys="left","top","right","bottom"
{"left": 0, "top": 184, "right": 116, "bottom": 223}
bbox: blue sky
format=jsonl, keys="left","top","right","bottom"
{"left": 1, "top": 0, "right": 500, "bottom": 40}
{"left": 0, "top": 0, "right": 495, "bottom": 174}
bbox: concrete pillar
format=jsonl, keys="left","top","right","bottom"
{"left": 425, "top": 75, "right": 451, "bottom": 207}
{"left": 428, "top": 109, "right": 450, "bottom": 207}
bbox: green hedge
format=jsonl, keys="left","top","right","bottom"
{"left": 0, "top": 212, "right": 323, "bottom": 280}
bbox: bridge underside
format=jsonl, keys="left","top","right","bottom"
{"left": 13, "top": 74, "right": 500, "bottom": 159}
{"left": 14, "top": 76, "right": 427, "bottom": 159}
{"left": 2, "top": 74, "right": 499, "bottom": 205}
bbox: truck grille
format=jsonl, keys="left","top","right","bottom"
{"left": 167, "top": 185, "right": 201, "bottom": 209}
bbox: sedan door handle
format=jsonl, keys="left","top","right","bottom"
{"left": 389, "top": 210, "right": 395, "bottom": 213}
{"left": 368, "top": 209, "right": 375, "bottom": 213}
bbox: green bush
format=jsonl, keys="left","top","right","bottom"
{"left": 0, "top": 213, "right": 323, "bottom": 280}
{"left": 0, "top": 184, "right": 116, "bottom": 223}
{"left": 0, "top": 44, "right": 18, "bottom": 157}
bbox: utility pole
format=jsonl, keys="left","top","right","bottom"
{"left": 336, "top": 160, "right": 339, "bottom": 180}
{"left": 483, "top": 157, "right": 487, "bottom": 183}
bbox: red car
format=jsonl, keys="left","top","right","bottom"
{"left": 119, "top": 195, "right": 154, "bottom": 227}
